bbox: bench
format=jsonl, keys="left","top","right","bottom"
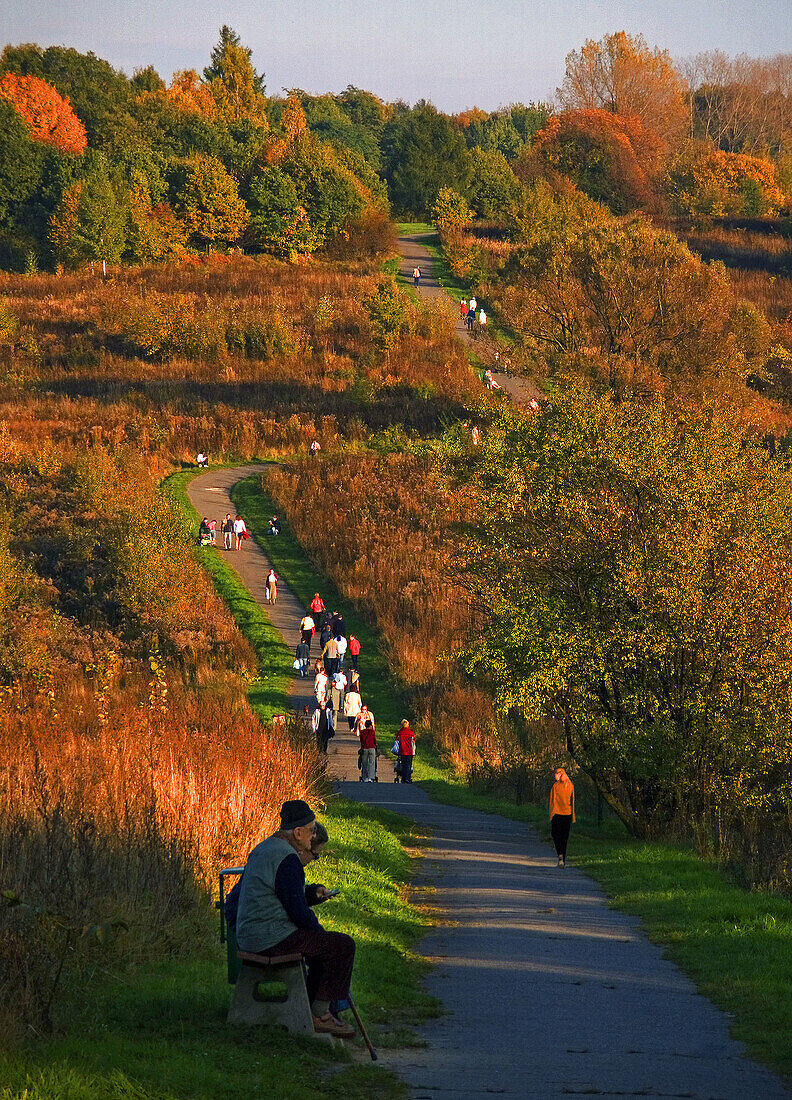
{"left": 226, "top": 951, "right": 317, "bottom": 1035}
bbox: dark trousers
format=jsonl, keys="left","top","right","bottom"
{"left": 268, "top": 927, "right": 355, "bottom": 1004}
{"left": 397, "top": 754, "right": 413, "bottom": 782}
{"left": 301, "top": 629, "right": 312, "bottom": 649}
{"left": 349, "top": 654, "right": 358, "bottom": 671}
{"left": 325, "top": 656, "right": 338, "bottom": 676}
{"left": 551, "top": 814, "right": 572, "bottom": 859}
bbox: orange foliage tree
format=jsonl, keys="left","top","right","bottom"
{"left": 0, "top": 72, "right": 87, "bottom": 155}
{"left": 558, "top": 31, "right": 688, "bottom": 145}
{"left": 530, "top": 109, "right": 664, "bottom": 213}
{"left": 166, "top": 69, "right": 218, "bottom": 120}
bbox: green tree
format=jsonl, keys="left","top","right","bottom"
{"left": 451, "top": 394, "right": 792, "bottom": 838}
{"left": 247, "top": 166, "right": 314, "bottom": 257}
{"left": 363, "top": 280, "right": 407, "bottom": 350}
{"left": 381, "top": 102, "right": 470, "bottom": 217}
{"left": 170, "top": 154, "right": 246, "bottom": 250}
{"left": 50, "top": 152, "right": 125, "bottom": 267}
{"left": 466, "top": 149, "right": 520, "bottom": 219}
{"left": 0, "top": 98, "right": 43, "bottom": 226}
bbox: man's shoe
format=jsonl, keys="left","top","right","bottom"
{"left": 313, "top": 1012, "right": 356, "bottom": 1039}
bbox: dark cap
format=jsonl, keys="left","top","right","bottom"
{"left": 280, "top": 799, "right": 315, "bottom": 830}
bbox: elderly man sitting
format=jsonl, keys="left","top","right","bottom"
{"left": 235, "top": 799, "right": 356, "bottom": 1039}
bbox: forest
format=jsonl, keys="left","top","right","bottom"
{"left": 2, "top": 24, "right": 792, "bottom": 1077}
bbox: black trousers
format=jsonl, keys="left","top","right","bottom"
{"left": 551, "top": 814, "right": 572, "bottom": 859}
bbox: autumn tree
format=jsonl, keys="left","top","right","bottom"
{"left": 166, "top": 70, "right": 218, "bottom": 120}
{"left": 499, "top": 182, "right": 770, "bottom": 399}
{"left": 433, "top": 187, "right": 473, "bottom": 232}
{"left": 0, "top": 72, "right": 86, "bottom": 154}
{"left": 204, "top": 25, "right": 267, "bottom": 128}
{"left": 450, "top": 394, "right": 792, "bottom": 838}
{"left": 558, "top": 31, "right": 687, "bottom": 146}
{"left": 666, "top": 144, "right": 788, "bottom": 216}
{"left": 170, "top": 154, "right": 246, "bottom": 250}
{"left": 682, "top": 50, "right": 792, "bottom": 156}
{"left": 529, "top": 109, "right": 664, "bottom": 213}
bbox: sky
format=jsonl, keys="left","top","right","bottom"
{"left": 1, "top": 0, "right": 790, "bottom": 112}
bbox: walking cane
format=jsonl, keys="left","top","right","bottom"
{"left": 347, "top": 993, "right": 377, "bottom": 1061}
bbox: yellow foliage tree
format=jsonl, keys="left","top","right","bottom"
{"left": 666, "top": 146, "right": 788, "bottom": 216}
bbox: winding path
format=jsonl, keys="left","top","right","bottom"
{"left": 398, "top": 231, "right": 543, "bottom": 405}
{"left": 184, "top": 237, "right": 789, "bottom": 1097}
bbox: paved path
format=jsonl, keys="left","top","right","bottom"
{"left": 188, "top": 465, "right": 788, "bottom": 1100}
{"left": 339, "top": 783, "right": 788, "bottom": 1100}
{"left": 398, "top": 231, "right": 543, "bottom": 405}
{"left": 187, "top": 465, "right": 360, "bottom": 779}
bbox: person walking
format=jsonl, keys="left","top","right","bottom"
{"left": 310, "top": 593, "right": 326, "bottom": 621}
{"left": 330, "top": 668, "right": 347, "bottom": 714}
{"left": 311, "top": 701, "right": 335, "bottom": 754}
{"left": 549, "top": 767, "right": 575, "bottom": 868}
{"left": 394, "top": 719, "right": 416, "bottom": 783}
{"left": 466, "top": 305, "right": 475, "bottom": 332}
{"left": 354, "top": 704, "right": 374, "bottom": 739}
{"left": 295, "top": 639, "right": 310, "bottom": 677}
{"left": 314, "top": 667, "right": 329, "bottom": 706}
{"left": 460, "top": 299, "right": 468, "bottom": 324}
{"left": 413, "top": 266, "right": 421, "bottom": 288}
{"left": 322, "top": 635, "right": 340, "bottom": 677}
{"left": 233, "top": 514, "right": 248, "bottom": 550}
{"left": 300, "top": 612, "right": 315, "bottom": 651}
{"left": 348, "top": 636, "right": 361, "bottom": 672}
{"left": 222, "top": 513, "right": 234, "bottom": 550}
{"left": 359, "top": 719, "right": 378, "bottom": 782}
{"left": 343, "top": 685, "right": 362, "bottom": 731}
{"left": 265, "top": 568, "right": 278, "bottom": 604}
{"left": 335, "top": 634, "right": 347, "bottom": 667}
{"left": 478, "top": 307, "right": 487, "bottom": 339}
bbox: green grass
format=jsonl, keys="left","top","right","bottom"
{"left": 396, "top": 222, "right": 435, "bottom": 235}
{"left": 0, "top": 798, "right": 437, "bottom": 1100}
{"left": 230, "top": 474, "right": 407, "bottom": 741}
{"left": 415, "top": 769, "right": 792, "bottom": 1083}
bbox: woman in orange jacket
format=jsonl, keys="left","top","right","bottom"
{"left": 549, "top": 767, "right": 575, "bottom": 868}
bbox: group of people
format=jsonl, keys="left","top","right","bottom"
{"left": 460, "top": 296, "right": 486, "bottom": 337}
{"left": 199, "top": 513, "right": 249, "bottom": 550}
{"left": 296, "top": 592, "right": 416, "bottom": 783}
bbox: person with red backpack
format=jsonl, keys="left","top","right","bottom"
{"left": 394, "top": 719, "right": 416, "bottom": 783}
{"left": 348, "top": 635, "right": 361, "bottom": 672}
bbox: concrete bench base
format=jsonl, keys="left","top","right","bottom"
{"left": 227, "top": 952, "right": 317, "bottom": 1034}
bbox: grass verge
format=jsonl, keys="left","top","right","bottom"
{"left": 417, "top": 771, "right": 792, "bottom": 1083}
{"left": 0, "top": 797, "right": 437, "bottom": 1100}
